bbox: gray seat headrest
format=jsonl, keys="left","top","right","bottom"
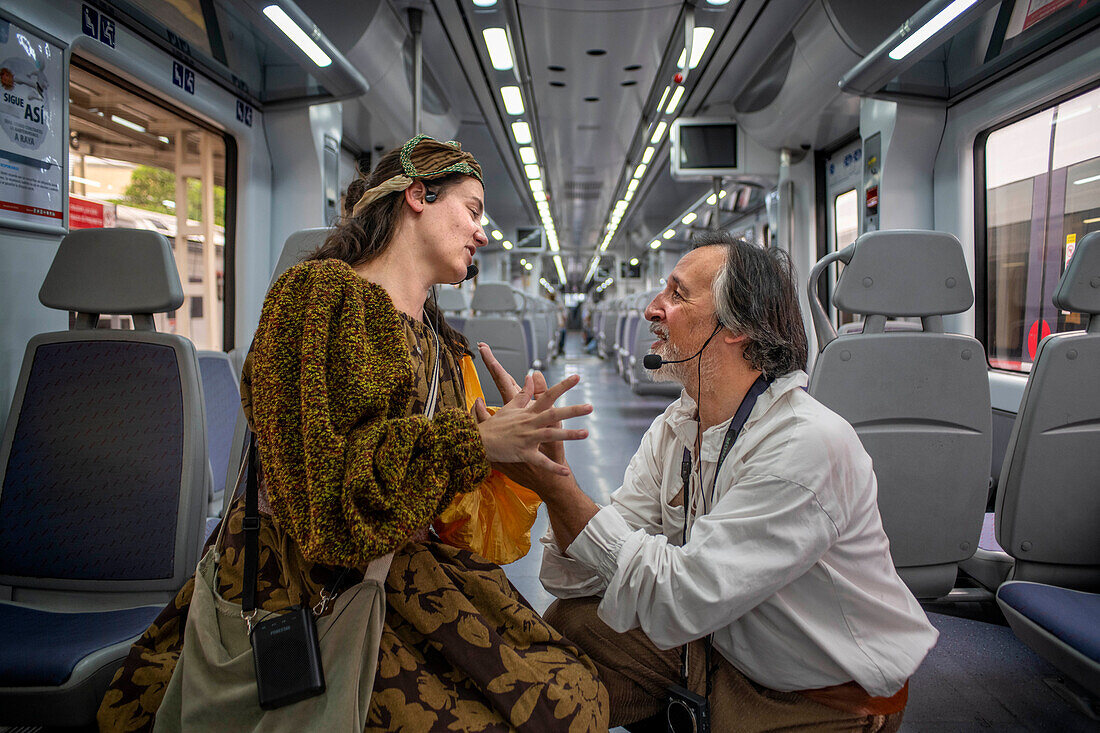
{"left": 273, "top": 228, "right": 331, "bottom": 285}
{"left": 1053, "top": 231, "right": 1100, "bottom": 315}
{"left": 436, "top": 287, "right": 469, "bottom": 311}
{"left": 471, "top": 282, "right": 523, "bottom": 312}
{"left": 834, "top": 230, "right": 973, "bottom": 317}
{"left": 39, "top": 228, "right": 183, "bottom": 314}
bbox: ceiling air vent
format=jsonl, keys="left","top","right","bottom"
{"left": 564, "top": 181, "right": 603, "bottom": 200}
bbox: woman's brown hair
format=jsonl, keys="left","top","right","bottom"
{"left": 307, "top": 143, "right": 474, "bottom": 354}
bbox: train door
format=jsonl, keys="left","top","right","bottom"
{"left": 67, "top": 60, "right": 230, "bottom": 350}
{"left": 822, "top": 138, "right": 862, "bottom": 329}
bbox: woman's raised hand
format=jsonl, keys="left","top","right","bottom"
{"left": 474, "top": 343, "right": 591, "bottom": 476}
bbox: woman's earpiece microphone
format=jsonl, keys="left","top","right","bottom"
{"left": 643, "top": 324, "right": 722, "bottom": 370}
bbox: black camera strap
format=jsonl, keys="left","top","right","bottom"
{"left": 677, "top": 374, "right": 772, "bottom": 694}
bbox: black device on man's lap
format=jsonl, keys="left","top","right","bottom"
{"left": 666, "top": 683, "right": 710, "bottom": 733}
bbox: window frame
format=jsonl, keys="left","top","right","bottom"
{"left": 69, "top": 56, "right": 239, "bottom": 352}
{"left": 974, "top": 79, "right": 1100, "bottom": 372}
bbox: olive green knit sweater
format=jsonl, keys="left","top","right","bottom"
{"left": 249, "top": 259, "right": 490, "bottom": 567}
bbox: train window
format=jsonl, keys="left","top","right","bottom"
{"left": 983, "top": 85, "right": 1100, "bottom": 372}
{"left": 68, "top": 62, "right": 230, "bottom": 351}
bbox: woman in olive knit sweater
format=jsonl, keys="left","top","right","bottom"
{"left": 98, "top": 136, "right": 609, "bottom": 731}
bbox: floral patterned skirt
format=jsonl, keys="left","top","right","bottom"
{"left": 97, "top": 505, "right": 607, "bottom": 732}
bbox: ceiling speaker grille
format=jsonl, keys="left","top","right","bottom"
{"left": 564, "top": 180, "right": 602, "bottom": 199}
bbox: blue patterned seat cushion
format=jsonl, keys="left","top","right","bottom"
{"left": 0, "top": 602, "right": 161, "bottom": 686}
{"left": 998, "top": 582, "right": 1100, "bottom": 663}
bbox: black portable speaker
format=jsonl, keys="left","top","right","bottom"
{"left": 250, "top": 605, "right": 326, "bottom": 710}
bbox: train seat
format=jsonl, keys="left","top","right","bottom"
{"left": 221, "top": 228, "right": 332, "bottom": 518}
{"left": 0, "top": 228, "right": 208, "bottom": 726}
{"left": 808, "top": 230, "right": 992, "bottom": 600}
{"left": 463, "top": 283, "right": 531, "bottom": 405}
{"left": 997, "top": 581, "right": 1100, "bottom": 703}
{"left": 837, "top": 319, "right": 923, "bottom": 335}
{"left": 964, "top": 231, "right": 1100, "bottom": 593}
{"left": 197, "top": 351, "right": 239, "bottom": 516}
{"left": 435, "top": 286, "right": 470, "bottom": 332}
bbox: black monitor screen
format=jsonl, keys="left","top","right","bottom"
{"left": 679, "top": 124, "right": 738, "bottom": 170}
{"left": 516, "top": 227, "right": 543, "bottom": 249}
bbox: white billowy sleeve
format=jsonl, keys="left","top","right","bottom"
{"left": 539, "top": 421, "right": 669, "bottom": 598}
{"left": 566, "top": 472, "right": 840, "bottom": 650}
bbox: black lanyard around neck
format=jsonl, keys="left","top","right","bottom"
{"left": 679, "top": 374, "right": 772, "bottom": 541}
{"left": 677, "top": 373, "right": 772, "bottom": 696}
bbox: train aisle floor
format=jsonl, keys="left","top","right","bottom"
{"left": 501, "top": 332, "right": 1095, "bottom": 733}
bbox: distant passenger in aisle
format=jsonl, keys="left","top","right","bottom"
{"left": 99, "top": 135, "right": 607, "bottom": 731}
{"left": 496, "top": 232, "right": 939, "bottom": 732}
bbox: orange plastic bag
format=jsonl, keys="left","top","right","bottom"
{"left": 432, "top": 355, "right": 542, "bottom": 564}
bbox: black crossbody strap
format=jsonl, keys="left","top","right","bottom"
{"left": 242, "top": 432, "right": 261, "bottom": 615}
{"left": 678, "top": 374, "right": 773, "bottom": 691}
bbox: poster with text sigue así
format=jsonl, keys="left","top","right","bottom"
{"left": 0, "top": 18, "right": 64, "bottom": 232}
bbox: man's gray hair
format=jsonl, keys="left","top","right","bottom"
{"left": 698, "top": 231, "right": 808, "bottom": 379}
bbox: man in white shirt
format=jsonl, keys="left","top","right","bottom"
{"left": 486, "top": 234, "right": 938, "bottom": 732}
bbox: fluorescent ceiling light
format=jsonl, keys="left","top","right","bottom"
{"left": 158, "top": 135, "right": 170, "bottom": 144}
{"left": 520, "top": 258, "right": 527, "bottom": 265}
{"left": 706, "top": 193, "right": 717, "bottom": 205}
{"left": 663, "top": 229, "right": 676, "bottom": 239}
{"left": 519, "top": 147, "right": 537, "bottom": 164}
{"left": 657, "top": 86, "right": 670, "bottom": 113}
{"left": 111, "top": 115, "right": 145, "bottom": 132}
{"left": 627, "top": 179, "right": 639, "bottom": 193}
{"left": 642, "top": 146, "right": 655, "bottom": 164}
{"left": 1072, "top": 174, "right": 1100, "bottom": 185}
{"left": 511, "top": 121, "right": 531, "bottom": 144}
{"left": 630, "top": 258, "right": 639, "bottom": 266}
{"left": 483, "top": 28, "right": 514, "bottom": 70}
{"left": 533, "top": 191, "right": 547, "bottom": 202}
{"left": 676, "top": 27, "right": 714, "bottom": 69}
{"left": 480, "top": 215, "right": 488, "bottom": 225}
{"left": 651, "top": 121, "right": 667, "bottom": 144}
{"left": 529, "top": 178, "right": 544, "bottom": 192}
{"left": 706, "top": 0, "right": 730, "bottom": 5}
{"left": 554, "top": 255, "right": 566, "bottom": 283}
{"left": 888, "top": 0, "right": 979, "bottom": 61}
{"left": 263, "top": 5, "right": 332, "bottom": 67}
{"left": 650, "top": 240, "right": 661, "bottom": 249}
{"left": 665, "top": 86, "right": 685, "bottom": 114}
{"left": 525, "top": 164, "right": 541, "bottom": 179}
{"left": 500, "top": 86, "right": 524, "bottom": 114}
{"left": 681, "top": 212, "right": 697, "bottom": 224}
{"left": 524, "top": 262, "right": 533, "bottom": 271}
{"left": 491, "top": 229, "right": 503, "bottom": 240}
{"left": 472, "top": 0, "right": 498, "bottom": 7}
{"left": 634, "top": 163, "right": 647, "bottom": 179}
{"left": 503, "top": 240, "right": 513, "bottom": 249}
{"left": 1083, "top": 216, "right": 1100, "bottom": 224}
{"left": 625, "top": 189, "right": 634, "bottom": 202}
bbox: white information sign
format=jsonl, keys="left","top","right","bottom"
{"left": 0, "top": 18, "right": 64, "bottom": 230}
